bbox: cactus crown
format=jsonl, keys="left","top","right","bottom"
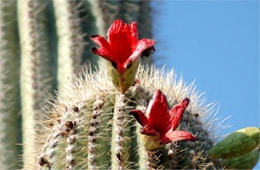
{"left": 30, "top": 64, "right": 222, "bottom": 169}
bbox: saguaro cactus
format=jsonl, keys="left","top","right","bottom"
{"left": 0, "top": 0, "right": 259, "bottom": 169}
{"left": 30, "top": 20, "right": 224, "bottom": 169}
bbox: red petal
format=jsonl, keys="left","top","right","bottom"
{"left": 90, "top": 35, "right": 110, "bottom": 49}
{"left": 169, "top": 98, "right": 190, "bottom": 130}
{"left": 146, "top": 90, "right": 170, "bottom": 133}
{"left": 130, "top": 109, "right": 148, "bottom": 127}
{"left": 90, "top": 47, "right": 113, "bottom": 62}
{"left": 90, "top": 35, "right": 114, "bottom": 62}
{"left": 129, "top": 22, "right": 138, "bottom": 50}
{"left": 141, "top": 125, "right": 160, "bottom": 137}
{"left": 160, "top": 130, "right": 196, "bottom": 144}
{"left": 107, "top": 20, "right": 136, "bottom": 64}
{"left": 124, "top": 38, "right": 155, "bottom": 68}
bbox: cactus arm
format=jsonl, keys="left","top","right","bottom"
{"left": 18, "top": 0, "right": 52, "bottom": 168}
{"left": 0, "top": 1, "right": 19, "bottom": 169}
{"left": 52, "top": 0, "right": 84, "bottom": 88}
{"left": 209, "top": 127, "right": 260, "bottom": 159}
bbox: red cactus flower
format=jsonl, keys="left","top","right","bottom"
{"left": 90, "top": 20, "right": 155, "bottom": 74}
{"left": 130, "top": 90, "right": 196, "bottom": 144}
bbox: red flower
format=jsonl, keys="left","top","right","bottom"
{"left": 130, "top": 90, "right": 196, "bottom": 145}
{"left": 90, "top": 20, "right": 155, "bottom": 74}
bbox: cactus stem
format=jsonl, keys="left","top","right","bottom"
{"left": 111, "top": 93, "right": 126, "bottom": 170}
{"left": 88, "top": 98, "right": 104, "bottom": 170}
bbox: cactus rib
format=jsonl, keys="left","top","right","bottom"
{"left": 111, "top": 93, "right": 126, "bottom": 169}
{"left": 0, "top": 1, "right": 19, "bottom": 169}
{"left": 88, "top": 98, "right": 104, "bottom": 170}
{"left": 53, "top": 0, "right": 84, "bottom": 88}
{"left": 18, "top": 0, "right": 52, "bottom": 168}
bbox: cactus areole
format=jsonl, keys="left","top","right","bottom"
{"left": 90, "top": 20, "right": 155, "bottom": 92}
{"left": 130, "top": 90, "right": 196, "bottom": 150}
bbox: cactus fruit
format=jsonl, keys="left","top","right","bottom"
{"left": 209, "top": 127, "right": 260, "bottom": 160}
{"left": 29, "top": 65, "right": 223, "bottom": 169}
{"left": 222, "top": 148, "right": 259, "bottom": 169}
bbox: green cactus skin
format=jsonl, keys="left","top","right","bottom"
{"left": 18, "top": 0, "right": 53, "bottom": 168}
{"left": 222, "top": 149, "right": 259, "bottom": 169}
{"left": 0, "top": 1, "right": 20, "bottom": 169}
{"left": 209, "top": 127, "right": 260, "bottom": 160}
{"left": 53, "top": 0, "right": 85, "bottom": 89}
{"left": 32, "top": 65, "right": 223, "bottom": 169}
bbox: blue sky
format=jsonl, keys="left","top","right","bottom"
{"left": 151, "top": 0, "right": 259, "bottom": 168}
